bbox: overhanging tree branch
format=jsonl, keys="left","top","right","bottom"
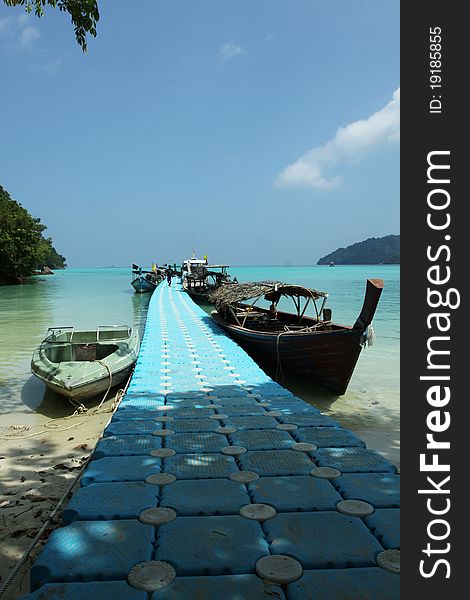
{"left": 3, "top": 0, "right": 100, "bottom": 52}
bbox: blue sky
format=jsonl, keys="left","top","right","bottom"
{"left": 0, "top": 0, "right": 399, "bottom": 267}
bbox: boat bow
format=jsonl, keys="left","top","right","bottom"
{"left": 353, "top": 278, "right": 384, "bottom": 330}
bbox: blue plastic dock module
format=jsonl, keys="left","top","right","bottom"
{"left": 264, "top": 512, "right": 383, "bottom": 569}
{"left": 293, "top": 426, "right": 366, "bottom": 448}
{"left": 248, "top": 476, "right": 342, "bottom": 512}
{"left": 277, "top": 413, "right": 340, "bottom": 427}
{"left": 333, "top": 473, "right": 400, "bottom": 508}
{"left": 364, "top": 508, "right": 401, "bottom": 549}
{"left": 169, "top": 432, "right": 228, "bottom": 453}
{"left": 160, "top": 479, "right": 251, "bottom": 515}
{"left": 22, "top": 581, "right": 147, "bottom": 600}
{"left": 238, "top": 449, "right": 314, "bottom": 476}
{"left": 163, "top": 452, "right": 238, "bottom": 479}
{"left": 151, "top": 575, "right": 285, "bottom": 599}
{"left": 104, "top": 419, "right": 162, "bottom": 436}
{"left": 229, "top": 429, "right": 295, "bottom": 450}
{"left": 315, "top": 447, "right": 398, "bottom": 473}
{"left": 81, "top": 455, "right": 161, "bottom": 485}
{"left": 287, "top": 568, "right": 400, "bottom": 600}
{"left": 94, "top": 434, "right": 162, "bottom": 458}
{"left": 155, "top": 515, "right": 270, "bottom": 575}
{"left": 62, "top": 482, "right": 158, "bottom": 523}
{"left": 30, "top": 520, "right": 154, "bottom": 590}
{"left": 25, "top": 281, "right": 399, "bottom": 599}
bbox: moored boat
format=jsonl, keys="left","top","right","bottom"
{"left": 210, "top": 279, "right": 383, "bottom": 395}
{"left": 131, "top": 264, "right": 163, "bottom": 293}
{"left": 31, "top": 325, "right": 140, "bottom": 401}
{"left": 183, "top": 263, "right": 236, "bottom": 304}
{"left": 181, "top": 255, "right": 237, "bottom": 304}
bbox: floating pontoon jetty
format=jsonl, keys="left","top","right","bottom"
{"left": 23, "top": 283, "right": 400, "bottom": 600}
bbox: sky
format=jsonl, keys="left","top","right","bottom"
{"left": 0, "top": 0, "right": 399, "bottom": 267}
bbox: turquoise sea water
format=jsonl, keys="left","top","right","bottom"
{"left": 0, "top": 265, "right": 399, "bottom": 460}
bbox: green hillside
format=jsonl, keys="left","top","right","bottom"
{"left": 317, "top": 235, "right": 400, "bottom": 265}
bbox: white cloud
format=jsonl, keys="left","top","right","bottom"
{"left": 276, "top": 87, "right": 400, "bottom": 190}
{"left": 219, "top": 43, "right": 244, "bottom": 61}
{"left": 19, "top": 26, "right": 40, "bottom": 47}
{"left": 0, "top": 13, "right": 40, "bottom": 49}
{"left": 31, "top": 57, "right": 62, "bottom": 73}
{"left": 0, "top": 16, "right": 14, "bottom": 37}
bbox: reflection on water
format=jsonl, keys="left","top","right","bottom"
{"left": 131, "top": 291, "right": 151, "bottom": 339}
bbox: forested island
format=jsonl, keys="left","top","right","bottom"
{"left": 0, "top": 185, "right": 66, "bottom": 285}
{"left": 317, "top": 235, "right": 400, "bottom": 265}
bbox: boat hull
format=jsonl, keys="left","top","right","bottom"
{"left": 41, "top": 364, "right": 134, "bottom": 400}
{"left": 211, "top": 278, "right": 383, "bottom": 395}
{"left": 186, "top": 289, "right": 211, "bottom": 304}
{"left": 131, "top": 276, "right": 158, "bottom": 293}
{"left": 211, "top": 313, "right": 363, "bottom": 395}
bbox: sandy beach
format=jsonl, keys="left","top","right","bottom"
{"left": 0, "top": 393, "right": 117, "bottom": 600}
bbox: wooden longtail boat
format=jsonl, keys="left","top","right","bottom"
{"left": 31, "top": 326, "right": 139, "bottom": 400}
{"left": 210, "top": 279, "right": 384, "bottom": 395}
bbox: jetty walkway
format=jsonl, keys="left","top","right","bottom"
{"left": 23, "top": 283, "right": 400, "bottom": 599}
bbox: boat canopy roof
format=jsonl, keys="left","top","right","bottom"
{"left": 183, "top": 258, "right": 207, "bottom": 265}
{"left": 210, "top": 280, "right": 327, "bottom": 309}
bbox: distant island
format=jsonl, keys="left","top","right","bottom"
{"left": 317, "top": 234, "right": 400, "bottom": 265}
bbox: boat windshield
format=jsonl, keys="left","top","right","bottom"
{"left": 44, "top": 327, "right": 74, "bottom": 343}
{"left": 44, "top": 326, "right": 131, "bottom": 343}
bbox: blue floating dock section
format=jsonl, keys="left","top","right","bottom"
{"left": 62, "top": 482, "right": 158, "bottom": 523}
{"left": 23, "top": 581, "right": 147, "bottom": 600}
{"left": 160, "top": 479, "right": 251, "bottom": 516}
{"left": 332, "top": 473, "right": 400, "bottom": 508}
{"left": 151, "top": 575, "right": 285, "bottom": 600}
{"left": 264, "top": 512, "right": 383, "bottom": 569}
{"left": 155, "top": 515, "right": 270, "bottom": 575}
{"left": 287, "top": 568, "right": 400, "bottom": 600}
{"left": 24, "top": 282, "right": 399, "bottom": 598}
{"left": 248, "top": 475, "right": 342, "bottom": 512}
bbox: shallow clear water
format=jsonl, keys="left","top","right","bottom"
{"left": 0, "top": 266, "right": 399, "bottom": 453}
{"left": 0, "top": 269, "right": 151, "bottom": 426}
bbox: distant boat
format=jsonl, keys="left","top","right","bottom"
{"left": 210, "top": 279, "right": 383, "bottom": 395}
{"left": 181, "top": 256, "right": 237, "bottom": 304}
{"left": 330, "top": 261, "right": 335, "bottom": 267}
{"left": 181, "top": 255, "right": 208, "bottom": 280}
{"left": 31, "top": 326, "right": 139, "bottom": 401}
{"left": 181, "top": 255, "right": 208, "bottom": 297}
{"left": 131, "top": 264, "right": 162, "bottom": 293}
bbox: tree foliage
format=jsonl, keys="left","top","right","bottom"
{"left": 41, "top": 242, "right": 67, "bottom": 270}
{"left": 3, "top": 0, "right": 99, "bottom": 52}
{"left": 0, "top": 185, "right": 66, "bottom": 284}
